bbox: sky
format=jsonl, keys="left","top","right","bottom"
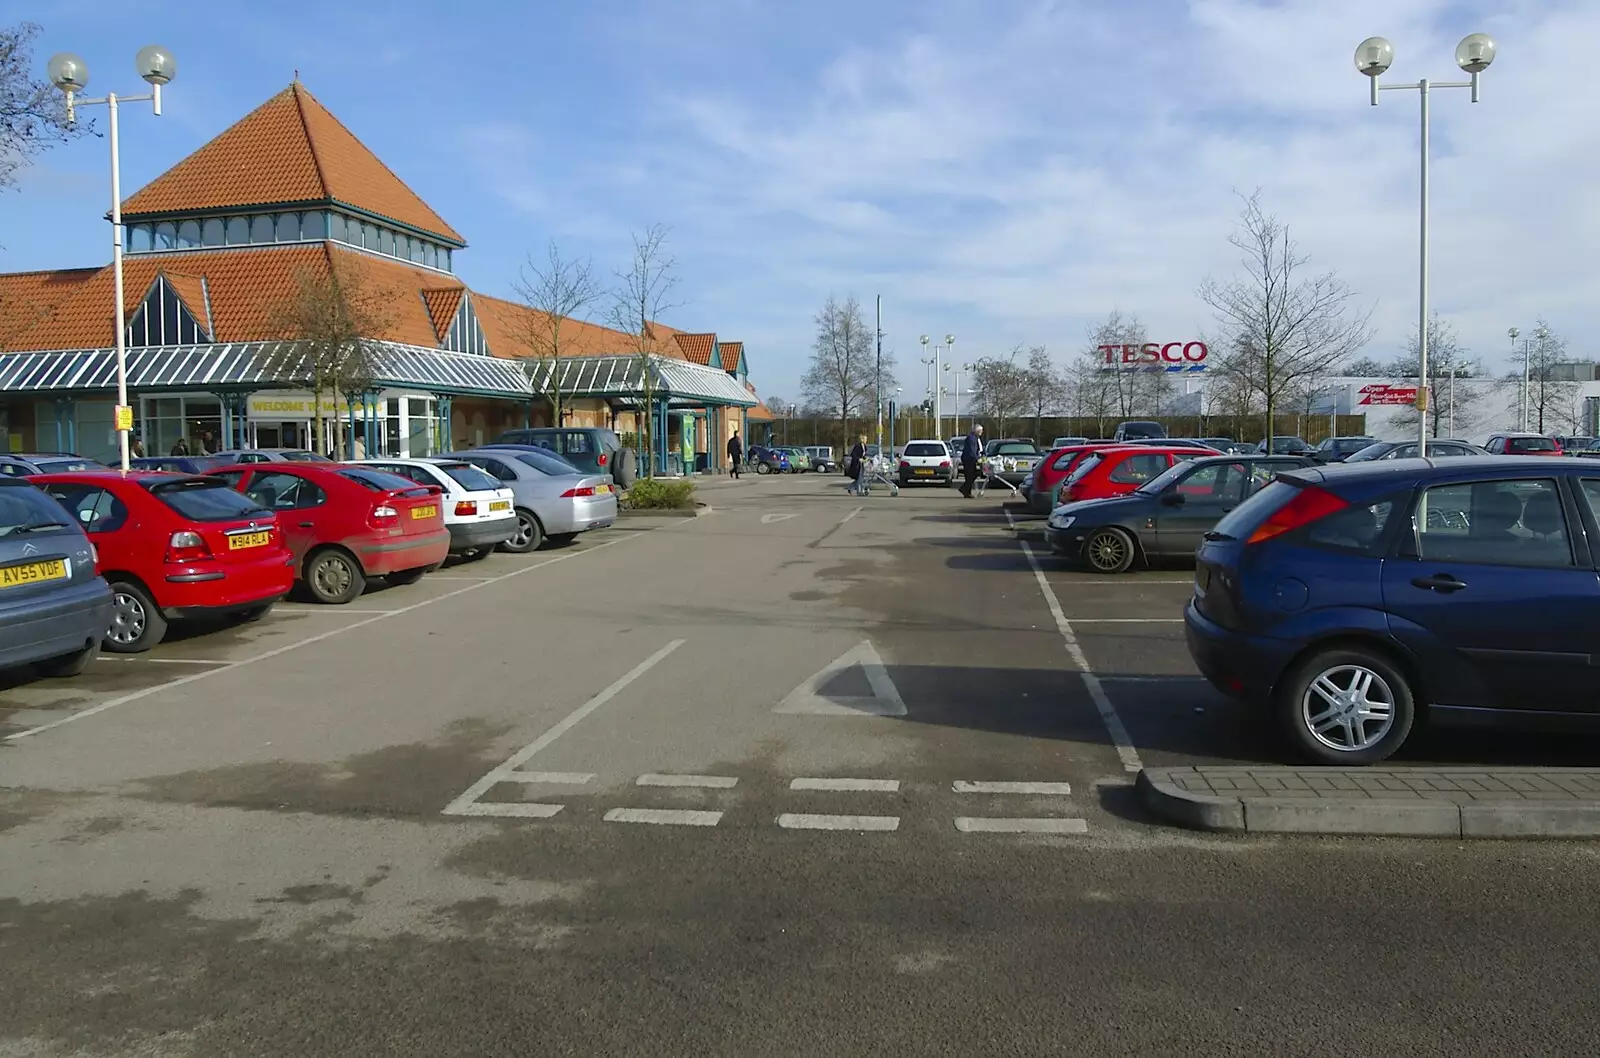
{"left": 3, "top": 0, "right": 1596, "bottom": 407}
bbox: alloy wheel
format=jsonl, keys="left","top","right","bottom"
{"left": 312, "top": 555, "right": 354, "bottom": 599}
{"left": 108, "top": 591, "right": 147, "bottom": 646}
{"left": 1085, "top": 529, "right": 1131, "bottom": 573}
{"left": 1300, "top": 664, "right": 1396, "bottom": 752}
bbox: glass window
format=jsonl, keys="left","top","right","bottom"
{"left": 1108, "top": 453, "right": 1169, "bottom": 484}
{"left": 440, "top": 463, "right": 500, "bottom": 492}
{"left": 337, "top": 468, "right": 420, "bottom": 492}
{"left": 300, "top": 211, "right": 326, "bottom": 240}
{"left": 1414, "top": 479, "right": 1571, "bottom": 567}
{"left": 328, "top": 213, "right": 347, "bottom": 242}
{"left": 250, "top": 215, "right": 273, "bottom": 243}
{"left": 224, "top": 216, "right": 248, "bottom": 245}
{"left": 904, "top": 443, "right": 946, "bottom": 457}
{"left": 1507, "top": 436, "right": 1558, "bottom": 454}
{"left": 275, "top": 213, "right": 300, "bottom": 242}
{"left": 410, "top": 238, "right": 425, "bottom": 263}
{"left": 209, "top": 469, "right": 248, "bottom": 488}
{"left": 149, "top": 479, "right": 270, "bottom": 521}
{"left": 442, "top": 248, "right": 452, "bottom": 271}
{"left": 378, "top": 228, "right": 394, "bottom": 256}
{"left": 0, "top": 482, "right": 77, "bottom": 533}
{"left": 201, "top": 218, "right": 224, "bottom": 246}
{"left": 1302, "top": 498, "right": 1400, "bottom": 557}
{"left": 154, "top": 222, "right": 177, "bottom": 249}
{"left": 469, "top": 456, "right": 517, "bottom": 481}
{"left": 424, "top": 244, "right": 438, "bottom": 268}
{"left": 130, "top": 224, "right": 153, "bottom": 252}
{"left": 362, "top": 222, "right": 378, "bottom": 249}
{"left": 41, "top": 485, "right": 128, "bottom": 534}
{"left": 245, "top": 471, "right": 325, "bottom": 510}
{"left": 515, "top": 448, "right": 580, "bottom": 475}
{"left": 177, "top": 220, "right": 200, "bottom": 247}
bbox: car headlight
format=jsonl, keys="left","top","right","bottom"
{"left": 1048, "top": 514, "right": 1075, "bottom": 530}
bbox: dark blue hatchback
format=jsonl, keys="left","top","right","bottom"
{"left": 1185, "top": 456, "right": 1600, "bottom": 764}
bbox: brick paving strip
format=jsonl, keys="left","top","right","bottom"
{"left": 1138, "top": 766, "right": 1600, "bottom": 837}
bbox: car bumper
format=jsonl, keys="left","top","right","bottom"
{"left": 1184, "top": 599, "right": 1293, "bottom": 705}
{"left": 356, "top": 529, "right": 451, "bottom": 575}
{"left": 0, "top": 578, "right": 113, "bottom": 670}
{"left": 1043, "top": 524, "right": 1083, "bottom": 555}
{"left": 901, "top": 468, "right": 952, "bottom": 482}
{"left": 544, "top": 494, "right": 619, "bottom": 535}
{"left": 160, "top": 549, "right": 295, "bottom": 615}
{"left": 448, "top": 515, "right": 518, "bottom": 551}
{"left": 1028, "top": 489, "right": 1057, "bottom": 515}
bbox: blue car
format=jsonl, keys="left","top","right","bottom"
{"left": 1185, "top": 456, "right": 1600, "bottom": 764}
{"left": 130, "top": 455, "right": 235, "bottom": 474}
{"left": 0, "top": 477, "right": 113, "bottom": 678}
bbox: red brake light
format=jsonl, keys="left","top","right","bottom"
{"left": 899, "top": 461, "right": 910, "bottom": 470}
{"left": 1246, "top": 485, "right": 1349, "bottom": 545}
{"left": 560, "top": 486, "right": 597, "bottom": 498}
{"left": 598, "top": 452, "right": 609, "bottom": 466}
{"left": 164, "top": 530, "right": 212, "bottom": 564}
{"left": 454, "top": 500, "right": 477, "bottom": 516}
{"left": 1552, "top": 440, "right": 1564, "bottom": 455}
{"left": 371, "top": 503, "right": 399, "bottom": 526}
{"left": 940, "top": 460, "right": 951, "bottom": 468}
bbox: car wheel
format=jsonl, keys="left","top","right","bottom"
{"left": 1277, "top": 647, "right": 1415, "bottom": 765}
{"left": 1082, "top": 527, "right": 1136, "bottom": 574}
{"left": 304, "top": 548, "right": 366, "bottom": 605}
{"left": 236, "top": 602, "right": 274, "bottom": 623}
{"left": 755, "top": 462, "right": 770, "bottom": 475}
{"left": 35, "top": 639, "right": 99, "bottom": 677}
{"left": 460, "top": 546, "right": 495, "bottom": 562}
{"left": 105, "top": 580, "right": 167, "bottom": 653}
{"left": 499, "top": 508, "right": 545, "bottom": 553}
{"left": 387, "top": 566, "right": 428, "bottom": 586}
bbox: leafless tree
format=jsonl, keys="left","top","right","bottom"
{"left": 271, "top": 258, "right": 394, "bottom": 456}
{"left": 1023, "top": 345, "right": 1064, "bottom": 439}
{"left": 1, "top": 22, "right": 89, "bottom": 193}
{"left": 1388, "top": 314, "right": 1485, "bottom": 439}
{"left": 970, "top": 348, "right": 1032, "bottom": 437}
{"left": 515, "top": 241, "right": 599, "bottom": 427}
{"left": 801, "top": 294, "right": 875, "bottom": 441}
{"left": 1198, "top": 191, "right": 1373, "bottom": 452}
{"left": 1522, "top": 320, "right": 1580, "bottom": 434}
{"left": 607, "top": 224, "right": 680, "bottom": 477}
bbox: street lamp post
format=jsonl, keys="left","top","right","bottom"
{"left": 46, "top": 45, "right": 178, "bottom": 473}
{"left": 943, "top": 335, "right": 955, "bottom": 437}
{"left": 1533, "top": 324, "right": 1550, "bottom": 431}
{"left": 1510, "top": 326, "right": 1524, "bottom": 430}
{"left": 1356, "top": 32, "right": 1496, "bottom": 459}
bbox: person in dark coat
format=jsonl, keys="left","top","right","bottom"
{"left": 727, "top": 431, "right": 744, "bottom": 479}
{"left": 959, "top": 424, "right": 984, "bottom": 497}
{"left": 170, "top": 437, "right": 190, "bottom": 457}
{"left": 847, "top": 434, "right": 867, "bottom": 495}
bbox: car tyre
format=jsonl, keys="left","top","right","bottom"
{"left": 499, "top": 508, "right": 545, "bottom": 553}
{"left": 237, "top": 602, "right": 274, "bottom": 623}
{"left": 756, "top": 462, "right": 770, "bottom": 475}
{"left": 105, "top": 579, "right": 167, "bottom": 653}
{"left": 387, "top": 566, "right": 428, "bottom": 586}
{"left": 35, "top": 639, "right": 99, "bottom": 677}
{"left": 1277, "top": 646, "right": 1416, "bottom": 765}
{"left": 461, "top": 546, "right": 495, "bottom": 562}
{"left": 304, "top": 548, "right": 366, "bottom": 605}
{"left": 1081, "top": 527, "right": 1137, "bottom": 574}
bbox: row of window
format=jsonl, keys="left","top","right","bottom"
{"left": 125, "top": 211, "right": 455, "bottom": 272}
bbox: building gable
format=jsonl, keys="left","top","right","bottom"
{"left": 441, "top": 292, "right": 489, "bottom": 356}
{"left": 126, "top": 273, "right": 213, "bottom": 347}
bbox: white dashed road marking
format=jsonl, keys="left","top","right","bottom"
{"left": 778, "top": 813, "right": 901, "bottom": 832}
{"left": 951, "top": 781, "right": 1072, "bottom": 795}
{"left": 790, "top": 777, "right": 901, "bottom": 792}
{"left": 954, "top": 817, "right": 1089, "bottom": 834}
{"left": 636, "top": 774, "right": 739, "bottom": 788}
{"left": 503, "top": 771, "right": 596, "bottom": 784}
{"left": 448, "top": 801, "right": 565, "bottom": 819}
{"left": 604, "top": 808, "right": 723, "bottom": 826}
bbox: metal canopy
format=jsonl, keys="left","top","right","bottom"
{"left": 0, "top": 342, "right": 757, "bottom": 405}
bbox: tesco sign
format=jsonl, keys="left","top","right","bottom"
{"left": 1098, "top": 342, "right": 1208, "bottom": 373}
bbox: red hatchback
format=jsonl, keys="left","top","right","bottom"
{"left": 1057, "top": 446, "right": 1209, "bottom": 504}
{"left": 1026, "top": 443, "right": 1120, "bottom": 514}
{"left": 208, "top": 463, "right": 449, "bottom": 604}
{"left": 33, "top": 472, "right": 295, "bottom": 652}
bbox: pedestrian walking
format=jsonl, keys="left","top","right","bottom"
{"left": 847, "top": 433, "right": 867, "bottom": 495}
{"left": 959, "top": 423, "right": 984, "bottom": 498}
{"left": 727, "top": 430, "right": 743, "bottom": 479}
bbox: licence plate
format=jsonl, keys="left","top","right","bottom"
{"left": 489, "top": 500, "right": 511, "bottom": 512}
{"left": 0, "top": 558, "right": 67, "bottom": 588}
{"left": 595, "top": 483, "right": 612, "bottom": 494}
{"left": 914, "top": 468, "right": 934, "bottom": 476}
{"left": 228, "top": 531, "right": 271, "bottom": 550}
{"left": 411, "top": 505, "right": 438, "bottom": 519}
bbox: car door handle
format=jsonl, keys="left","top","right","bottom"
{"left": 297, "top": 521, "right": 314, "bottom": 528}
{"left": 1411, "top": 573, "right": 1467, "bottom": 593}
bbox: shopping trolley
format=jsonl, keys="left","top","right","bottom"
{"left": 850, "top": 454, "right": 900, "bottom": 497}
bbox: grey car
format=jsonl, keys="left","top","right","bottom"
{"left": 210, "top": 448, "right": 331, "bottom": 464}
{"left": 0, "top": 477, "right": 113, "bottom": 677}
{"left": 446, "top": 447, "right": 618, "bottom": 553}
{"left": 0, "top": 453, "right": 109, "bottom": 477}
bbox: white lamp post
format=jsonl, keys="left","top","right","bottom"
{"left": 1533, "top": 324, "right": 1550, "bottom": 432}
{"left": 1509, "top": 326, "right": 1524, "bottom": 430}
{"left": 47, "top": 45, "right": 178, "bottom": 473}
{"left": 1356, "top": 32, "right": 1495, "bottom": 458}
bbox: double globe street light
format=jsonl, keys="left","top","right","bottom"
{"left": 46, "top": 45, "right": 178, "bottom": 472}
{"left": 1355, "top": 32, "right": 1495, "bottom": 457}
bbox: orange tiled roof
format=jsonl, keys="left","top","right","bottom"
{"left": 672, "top": 332, "right": 717, "bottom": 366}
{"left": 746, "top": 402, "right": 776, "bottom": 422}
{"left": 720, "top": 340, "right": 745, "bottom": 372}
{"left": 159, "top": 272, "right": 213, "bottom": 336}
{"left": 420, "top": 288, "right": 463, "bottom": 343}
{"left": 121, "top": 83, "right": 464, "bottom": 245}
{"left": 0, "top": 268, "right": 99, "bottom": 349}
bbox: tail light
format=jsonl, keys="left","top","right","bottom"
{"left": 1246, "top": 486, "right": 1349, "bottom": 545}
{"left": 899, "top": 461, "right": 910, "bottom": 470}
{"left": 89, "top": 541, "right": 100, "bottom": 575}
{"left": 370, "top": 504, "right": 399, "bottom": 527}
{"left": 454, "top": 500, "right": 478, "bottom": 516}
{"left": 1552, "top": 440, "right": 1564, "bottom": 455}
{"left": 598, "top": 452, "right": 609, "bottom": 467}
{"left": 940, "top": 460, "right": 951, "bottom": 468}
{"left": 165, "top": 530, "right": 212, "bottom": 564}
{"left": 560, "top": 486, "right": 597, "bottom": 498}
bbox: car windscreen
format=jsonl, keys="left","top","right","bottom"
{"left": 438, "top": 463, "right": 502, "bottom": 492}
{"left": 515, "top": 450, "right": 581, "bottom": 476}
{"left": 337, "top": 468, "right": 429, "bottom": 493}
{"left": 1342, "top": 443, "right": 1394, "bottom": 462}
{"left": 33, "top": 458, "right": 107, "bottom": 473}
{"left": 1134, "top": 460, "right": 1199, "bottom": 494}
{"left": 0, "top": 484, "right": 76, "bottom": 538}
{"left": 1333, "top": 438, "right": 1376, "bottom": 453}
{"left": 904, "top": 443, "right": 946, "bottom": 457}
{"left": 989, "top": 443, "right": 1038, "bottom": 456}
{"left": 281, "top": 451, "right": 331, "bottom": 462}
{"left": 1508, "top": 436, "right": 1557, "bottom": 453}
{"left": 149, "top": 478, "right": 271, "bottom": 521}
{"left": 1065, "top": 454, "right": 1103, "bottom": 484}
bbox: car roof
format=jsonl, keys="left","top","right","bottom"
{"left": 31, "top": 469, "right": 188, "bottom": 485}
{"left": 1286, "top": 454, "right": 1584, "bottom": 488}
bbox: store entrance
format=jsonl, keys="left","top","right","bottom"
{"left": 250, "top": 421, "right": 308, "bottom": 450}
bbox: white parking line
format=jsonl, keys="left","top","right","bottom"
{"left": 441, "top": 640, "right": 686, "bottom": 817}
{"left": 839, "top": 506, "right": 863, "bottom": 525}
{"left": 448, "top": 801, "right": 566, "bottom": 819}
{"left": 777, "top": 813, "right": 900, "bottom": 831}
{"left": 502, "top": 771, "right": 596, "bottom": 784}
{"left": 271, "top": 607, "right": 395, "bottom": 615}
{"left": 951, "top": 781, "right": 1072, "bottom": 795}
{"left": 1004, "top": 509, "right": 1142, "bottom": 773}
{"left": 954, "top": 817, "right": 1088, "bottom": 834}
{"left": 4, "top": 531, "right": 652, "bottom": 744}
{"left": 636, "top": 774, "right": 739, "bottom": 788}
{"left": 1069, "top": 618, "right": 1185, "bottom": 624}
{"left": 425, "top": 575, "right": 496, "bottom": 581}
{"left": 604, "top": 808, "right": 723, "bottom": 826}
{"left": 97, "top": 657, "right": 226, "bottom": 666}
{"left": 790, "top": 777, "right": 901, "bottom": 792}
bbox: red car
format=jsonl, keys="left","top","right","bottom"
{"left": 33, "top": 471, "right": 295, "bottom": 652}
{"left": 1056, "top": 445, "right": 1210, "bottom": 504}
{"left": 208, "top": 463, "right": 449, "bottom": 604}
{"left": 1025, "top": 442, "right": 1121, "bottom": 514}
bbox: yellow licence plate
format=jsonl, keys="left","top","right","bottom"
{"left": 595, "top": 483, "right": 611, "bottom": 494}
{"left": 228, "top": 531, "right": 271, "bottom": 550}
{"left": 1, "top": 558, "right": 67, "bottom": 588}
{"left": 914, "top": 468, "right": 934, "bottom": 476}
{"left": 489, "top": 500, "right": 511, "bottom": 512}
{"left": 411, "top": 505, "right": 438, "bottom": 519}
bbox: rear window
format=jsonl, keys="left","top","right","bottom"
{"left": 337, "top": 468, "right": 426, "bottom": 493}
{"left": 440, "top": 463, "right": 501, "bottom": 492}
{"left": 1066, "top": 454, "right": 1103, "bottom": 484}
{"left": 515, "top": 450, "right": 580, "bottom": 476}
{"left": 0, "top": 483, "right": 77, "bottom": 537}
{"left": 904, "top": 443, "right": 946, "bottom": 457}
{"left": 989, "top": 442, "right": 1037, "bottom": 456}
{"left": 1508, "top": 436, "right": 1557, "bottom": 453}
{"left": 149, "top": 478, "right": 270, "bottom": 521}
{"left": 34, "top": 458, "right": 106, "bottom": 473}
{"left": 1210, "top": 480, "right": 1299, "bottom": 541}
{"left": 1108, "top": 453, "right": 1171, "bottom": 484}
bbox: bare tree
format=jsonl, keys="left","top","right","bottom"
{"left": 970, "top": 348, "right": 1031, "bottom": 437}
{"left": 1524, "top": 321, "right": 1579, "bottom": 434}
{"left": 1, "top": 22, "right": 88, "bottom": 192}
{"left": 515, "top": 241, "right": 598, "bottom": 428}
{"left": 271, "top": 258, "right": 394, "bottom": 456}
{"left": 1023, "top": 345, "right": 1064, "bottom": 439}
{"left": 801, "top": 294, "right": 874, "bottom": 441}
{"left": 1201, "top": 340, "right": 1261, "bottom": 440}
{"left": 1063, "top": 343, "right": 1117, "bottom": 437}
{"left": 1198, "top": 191, "right": 1372, "bottom": 452}
{"left": 607, "top": 224, "right": 680, "bottom": 478}
{"left": 1389, "top": 314, "right": 1484, "bottom": 439}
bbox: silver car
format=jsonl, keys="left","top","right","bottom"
{"left": 446, "top": 447, "right": 618, "bottom": 552}
{"left": 0, "top": 478, "right": 113, "bottom": 677}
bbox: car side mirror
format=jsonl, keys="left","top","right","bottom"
{"left": 1161, "top": 490, "right": 1185, "bottom": 506}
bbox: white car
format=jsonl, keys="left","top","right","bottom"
{"left": 896, "top": 439, "right": 955, "bottom": 486}
{"left": 346, "top": 458, "right": 517, "bottom": 560}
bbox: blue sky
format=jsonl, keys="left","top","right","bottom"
{"left": 3, "top": 0, "right": 1596, "bottom": 405}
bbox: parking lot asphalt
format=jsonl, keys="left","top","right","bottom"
{"left": 5, "top": 474, "right": 1600, "bottom": 1056}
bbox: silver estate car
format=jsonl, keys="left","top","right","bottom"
{"left": 0, "top": 477, "right": 113, "bottom": 677}
{"left": 446, "top": 447, "right": 618, "bottom": 552}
